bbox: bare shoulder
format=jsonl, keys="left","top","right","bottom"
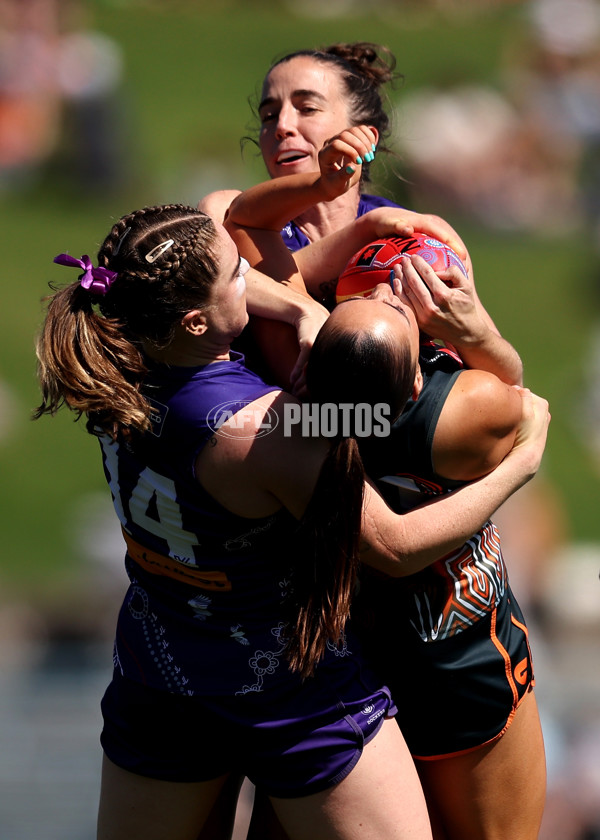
{"left": 238, "top": 391, "right": 329, "bottom": 480}
{"left": 449, "top": 369, "right": 522, "bottom": 428}
{"left": 196, "top": 390, "right": 328, "bottom": 519}
{"left": 197, "top": 190, "right": 242, "bottom": 224}
{"left": 433, "top": 369, "right": 522, "bottom": 481}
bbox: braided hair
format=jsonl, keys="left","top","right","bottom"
{"left": 34, "top": 205, "right": 219, "bottom": 439}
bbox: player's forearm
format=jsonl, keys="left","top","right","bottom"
{"left": 244, "top": 266, "right": 327, "bottom": 326}
{"left": 226, "top": 173, "right": 330, "bottom": 231}
{"left": 294, "top": 213, "right": 394, "bottom": 299}
{"left": 462, "top": 290, "right": 523, "bottom": 384}
{"left": 451, "top": 327, "right": 523, "bottom": 386}
{"left": 360, "top": 439, "right": 539, "bottom": 576}
{"left": 226, "top": 223, "right": 308, "bottom": 295}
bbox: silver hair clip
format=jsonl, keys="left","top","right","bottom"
{"left": 113, "top": 226, "right": 131, "bottom": 256}
{"left": 145, "top": 239, "right": 175, "bottom": 263}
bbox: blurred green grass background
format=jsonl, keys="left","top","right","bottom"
{"left": 2, "top": 0, "right": 599, "bottom": 608}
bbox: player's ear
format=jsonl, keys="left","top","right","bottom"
{"left": 182, "top": 309, "right": 208, "bottom": 336}
{"left": 412, "top": 367, "right": 423, "bottom": 400}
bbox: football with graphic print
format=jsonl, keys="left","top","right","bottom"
{"left": 335, "top": 233, "right": 468, "bottom": 303}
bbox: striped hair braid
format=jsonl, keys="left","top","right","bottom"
{"left": 97, "top": 205, "right": 219, "bottom": 347}
{"left": 34, "top": 204, "right": 221, "bottom": 438}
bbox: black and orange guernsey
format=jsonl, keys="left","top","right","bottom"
{"left": 355, "top": 343, "right": 535, "bottom": 759}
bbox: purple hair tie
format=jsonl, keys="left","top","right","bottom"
{"left": 53, "top": 253, "right": 118, "bottom": 295}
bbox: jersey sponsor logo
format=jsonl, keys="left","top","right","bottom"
{"left": 378, "top": 473, "right": 444, "bottom": 512}
{"left": 147, "top": 398, "right": 169, "bottom": 437}
{"left": 419, "top": 341, "right": 463, "bottom": 367}
{"left": 124, "top": 530, "right": 232, "bottom": 591}
{"left": 379, "top": 473, "right": 443, "bottom": 494}
{"left": 224, "top": 520, "right": 276, "bottom": 551}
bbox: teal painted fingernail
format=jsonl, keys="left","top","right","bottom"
{"left": 372, "top": 143, "right": 377, "bottom": 151}
{"left": 365, "top": 151, "right": 374, "bottom": 163}
{"left": 355, "top": 156, "right": 363, "bottom": 165}
{"left": 346, "top": 165, "right": 355, "bottom": 174}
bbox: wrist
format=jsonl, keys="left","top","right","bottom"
{"left": 314, "top": 174, "right": 346, "bottom": 204}
{"left": 292, "top": 296, "right": 328, "bottom": 327}
{"left": 272, "top": 285, "right": 324, "bottom": 328}
{"left": 499, "top": 441, "right": 539, "bottom": 488}
{"left": 353, "top": 212, "right": 377, "bottom": 244}
{"left": 447, "top": 320, "right": 490, "bottom": 350}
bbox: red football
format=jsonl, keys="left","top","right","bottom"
{"left": 335, "top": 233, "right": 468, "bottom": 303}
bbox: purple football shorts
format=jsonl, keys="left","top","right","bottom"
{"left": 100, "top": 664, "right": 397, "bottom": 798}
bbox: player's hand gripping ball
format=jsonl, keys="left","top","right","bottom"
{"left": 335, "top": 233, "right": 468, "bottom": 303}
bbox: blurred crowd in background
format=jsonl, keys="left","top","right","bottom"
{"left": 2, "top": 0, "right": 600, "bottom": 236}
{"left": 0, "top": 0, "right": 127, "bottom": 195}
{"left": 1, "top": 0, "right": 599, "bottom": 838}
{"left": 398, "top": 0, "right": 600, "bottom": 240}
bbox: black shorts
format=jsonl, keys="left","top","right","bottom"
{"left": 100, "top": 664, "right": 396, "bottom": 798}
{"left": 361, "top": 585, "right": 534, "bottom": 758}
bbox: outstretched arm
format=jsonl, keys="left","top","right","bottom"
{"left": 223, "top": 223, "right": 323, "bottom": 391}
{"left": 242, "top": 261, "right": 329, "bottom": 389}
{"left": 203, "top": 387, "right": 549, "bottom": 577}
{"left": 244, "top": 265, "right": 329, "bottom": 351}
{"left": 197, "top": 189, "right": 241, "bottom": 224}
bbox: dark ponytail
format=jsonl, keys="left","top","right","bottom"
{"left": 285, "top": 434, "right": 364, "bottom": 679}
{"left": 284, "top": 309, "right": 417, "bottom": 678}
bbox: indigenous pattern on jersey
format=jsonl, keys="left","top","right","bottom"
{"left": 98, "top": 352, "right": 352, "bottom": 698}
{"left": 280, "top": 193, "right": 401, "bottom": 252}
{"left": 358, "top": 343, "right": 507, "bottom": 642}
{"left": 358, "top": 581, "right": 534, "bottom": 757}
{"left": 356, "top": 344, "right": 534, "bottom": 756}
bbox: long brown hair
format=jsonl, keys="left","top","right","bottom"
{"left": 34, "top": 205, "right": 219, "bottom": 439}
{"left": 285, "top": 310, "right": 417, "bottom": 677}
